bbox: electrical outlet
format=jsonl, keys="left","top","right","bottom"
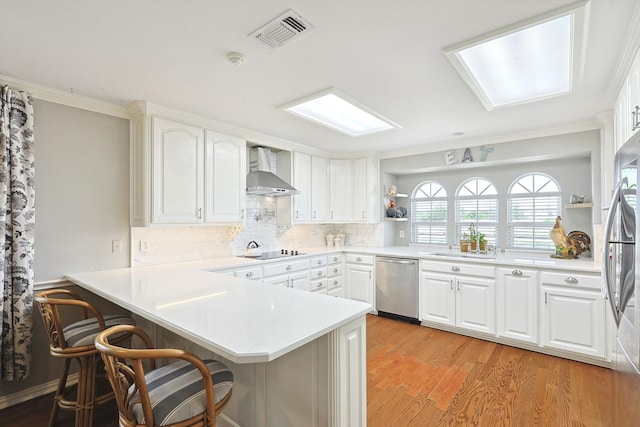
{"left": 399, "top": 230, "right": 405, "bottom": 238}
{"left": 112, "top": 239, "right": 123, "bottom": 253}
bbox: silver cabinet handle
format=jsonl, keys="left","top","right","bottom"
{"left": 451, "top": 266, "right": 460, "bottom": 272}
{"left": 333, "top": 268, "right": 338, "bottom": 273}
{"left": 295, "top": 210, "right": 299, "bottom": 219}
{"left": 197, "top": 207, "right": 202, "bottom": 219}
{"left": 362, "top": 210, "right": 365, "bottom": 219}
{"left": 544, "top": 292, "right": 548, "bottom": 304}
{"left": 512, "top": 269, "right": 523, "bottom": 276}
{"left": 246, "top": 271, "right": 253, "bottom": 278}
{"left": 316, "top": 282, "right": 323, "bottom": 288}
{"left": 450, "top": 279, "right": 453, "bottom": 290}
{"left": 317, "top": 271, "right": 323, "bottom": 276}
{"left": 456, "top": 280, "right": 460, "bottom": 291}
{"left": 333, "top": 257, "right": 339, "bottom": 262}
{"left": 240, "top": 209, "right": 245, "bottom": 219}
{"left": 332, "top": 280, "right": 338, "bottom": 286}
{"left": 356, "top": 257, "right": 362, "bottom": 262}
{"left": 286, "top": 265, "right": 292, "bottom": 271}
{"left": 317, "top": 260, "right": 323, "bottom": 265}
{"left": 313, "top": 211, "right": 317, "bottom": 220}
{"left": 565, "top": 277, "right": 578, "bottom": 284}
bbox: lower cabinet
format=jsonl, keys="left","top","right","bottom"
{"left": 497, "top": 267, "right": 538, "bottom": 344}
{"left": 420, "top": 261, "right": 496, "bottom": 335}
{"left": 263, "top": 259, "right": 311, "bottom": 291}
{"left": 540, "top": 271, "right": 606, "bottom": 358}
{"left": 345, "top": 254, "right": 374, "bottom": 307}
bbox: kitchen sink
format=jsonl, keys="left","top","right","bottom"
{"left": 430, "top": 252, "right": 496, "bottom": 259}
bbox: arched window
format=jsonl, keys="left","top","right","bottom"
{"left": 508, "top": 173, "right": 561, "bottom": 249}
{"left": 411, "top": 181, "right": 447, "bottom": 244}
{"left": 455, "top": 178, "right": 498, "bottom": 246}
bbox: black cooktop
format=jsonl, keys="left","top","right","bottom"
{"left": 241, "top": 250, "right": 306, "bottom": 260}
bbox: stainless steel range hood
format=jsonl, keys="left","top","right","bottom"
{"left": 246, "top": 147, "right": 300, "bottom": 196}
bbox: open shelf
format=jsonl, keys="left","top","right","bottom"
{"left": 565, "top": 203, "right": 593, "bottom": 209}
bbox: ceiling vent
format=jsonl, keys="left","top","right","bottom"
{"left": 250, "top": 9, "right": 314, "bottom": 49}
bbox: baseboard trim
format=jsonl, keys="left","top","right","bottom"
{"left": 218, "top": 414, "right": 241, "bottom": 427}
{"left": 0, "top": 373, "right": 78, "bottom": 411}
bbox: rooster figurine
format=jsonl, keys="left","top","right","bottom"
{"left": 549, "top": 216, "right": 591, "bottom": 259}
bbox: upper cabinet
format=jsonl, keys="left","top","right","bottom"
{"left": 292, "top": 152, "right": 312, "bottom": 222}
{"left": 129, "top": 102, "right": 246, "bottom": 226}
{"left": 204, "top": 130, "right": 246, "bottom": 223}
{"left": 329, "top": 159, "right": 353, "bottom": 222}
{"left": 311, "top": 156, "right": 329, "bottom": 222}
{"left": 615, "top": 49, "right": 640, "bottom": 151}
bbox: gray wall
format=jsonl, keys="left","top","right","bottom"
{"left": 0, "top": 100, "right": 130, "bottom": 401}
{"left": 381, "top": 130, "right": 600, "bottom": 250}
{"left": 34, "top": 100, "right": 130, "bottom": 281}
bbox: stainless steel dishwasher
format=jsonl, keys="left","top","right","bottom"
{"left": 375, "top": 256, "right": 419, "bottom": 323}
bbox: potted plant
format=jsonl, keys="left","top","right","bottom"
{"left": 470, "top": 233, "right": 486, "bottom": 252}
{"left": 459, "top": 233, "right": 470, "bottom": 252}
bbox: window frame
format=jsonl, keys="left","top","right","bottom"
{"left": 455, "top": 177, "right": 499, "bottom": 245}
{"left": 507, "top": 172, "right": 561, "bottom": 250}
{"left": 410, "top": 181, "right": 448, "bottom": 245}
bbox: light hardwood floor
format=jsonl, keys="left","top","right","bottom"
{"left": 367, "top": 314, "right": 615, "bottom": 426}
{"left": 1, "top": 314, "right": 618, "bottom": 426}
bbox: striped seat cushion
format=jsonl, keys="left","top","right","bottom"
{"left": 130, "top": 359, "right": 233, "bottom": 426}
{"left": 62, "top": 314, "right": 135, "bottom": 347}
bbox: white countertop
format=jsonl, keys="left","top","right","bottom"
{"left": 65, "top": 245, "right": 598, "bottom": 363}
{"left": 66, "top": 264, "right": 371, "bottom": 364}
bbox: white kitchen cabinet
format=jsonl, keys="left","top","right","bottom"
{"left": 420, "top": 260, "right": 496, "bottom": 335}
{"left": 129, "top": 102, "right": 246, "bottom": 226}
{"left": 329, "top": 159, "right": 353, "bottom": 222}
{"left": 263, "top": 258, "right": 311, "bottom": 291}
{"left": 345, "top": 254, "right": 374, "bottom": 307}
{"left": 497, "top": 268, "right": 538, "bottom": 344}
{"left": 614, "top": 49, "right": 640, "bottom": 149}
{"left": 152, "top": 117, "right": 204, "bottom": 224}
{"left": 292, "top": 151, "right": 312, "bottom": 223}
{"left": 311, "top": 156, "right": 329, "bottom": 222}
{"left": 540, "top": 271, "right": 606, "bottom": 359}
{"left": 352, "top": 157, "right": 368, "bottom": 222}
{"left": 327, "top": 254, "right": 344, "bottom": 298}
{"left": 204, "top": 130, "right": 246, "bottom": 223}
{"left": 310, "top": 255, "right": 328, "bottom": 294}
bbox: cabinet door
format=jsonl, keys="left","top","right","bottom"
{"left": 263, "top": 273, "right": 290, "bottom": 288}
{"left": 204, "top": 130, "right": 245, "bottom": 223}
{"left": 420, "top": 272, "right": 456, "bottom": 327}
{"left": 456, "top": 276, "right": 495, "bottom": 334}
{"left": 346, "top": 264, "right": 373, "bottom": 305}
{"left": 290, "top": 271, "right": 311, "bottom": 292}
{"left": 540, "top": 286, "right": 606, "bottom": 358}
{"left": 629, "top": 52, "right": 640, "bottom": 138}
{"left": 497, "top": 268, "right": 538, "bottom": 344}
{"left": 329, "top": 159, "right": 353, "bottom": 222}
{"left": 152, "top": 117, "right": 204, "bottom": 224}
{"left": 311, "top": 156, "right": 329, "bottom": 222}
{"left": 616, "top": 80, "right": 630, "bottom": 150}
{"left": 352, "top": 157, "right": 368, "bottom": 222}
{"left": 292, "top": 152, "right": 312, "bottom": 223}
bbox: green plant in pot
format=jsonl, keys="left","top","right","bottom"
{"left": 470, "top": 233, "right": 486, "bottom": 251}
{"left": 459, "top": 233, "right": 470, "bottom": 252}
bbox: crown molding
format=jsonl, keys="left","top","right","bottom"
{"left": 0, "top": 74, "right": 129, "bottom": 119}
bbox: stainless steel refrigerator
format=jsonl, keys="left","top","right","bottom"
{"left": 603, "top": 132, "right": 640, "bottom": 426}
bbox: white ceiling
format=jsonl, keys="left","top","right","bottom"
{"left": 0, "top": 0, "right": 637, "bottom": 154}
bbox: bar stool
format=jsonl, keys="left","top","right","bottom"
{"left": 95, "top": 324, "right": 233, "bottom": 427}
{"left": 35, "top": 289, "right": 135, "bottom": 427}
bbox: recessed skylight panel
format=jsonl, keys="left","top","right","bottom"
{"left": 458, "top": 15, "right": 572, "bottom": 107}
{"left": 280, "top": 88, "right": 399, "bottom": 136}
{"left": 444, "top": 2, "right": 586, "bottom": 110}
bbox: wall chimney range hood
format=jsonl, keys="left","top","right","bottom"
{"left": 246, "top": 147, "right": 300, "bottom": 196}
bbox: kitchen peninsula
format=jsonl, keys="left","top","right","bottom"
{"left": 66, "top": 260, "right": 371, "bottom": 427}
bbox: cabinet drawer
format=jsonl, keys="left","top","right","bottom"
{"left": 310, "top": 256, "right": 328, "bottom": 267}
{"left": 540, "top": 271, "right": 601, "bottom": 289}
{"left": 328, "top": 264, "right": 343, "bottom": 277}
{"left": 346, "top": 254, "right": 374, "bottom": 265}
{"left": 328, "top": 254, "right": 344, "bottom": 265}
{"left": 328, "top": 276, "right": 343, "bottom": 290}
{"left": 421, "top": 260, "right": 495, "bottom": 278}
{"left": 311, "top": 266, "right": 328, "bottom": 279}
{"left": 235, "top": 267, "right": 262, "bottom": 280}
{"left": 263, "top": 259, "right": 310, "bottom": 277}
{"left": 311, "top": 278, "right": 328, "bottom": 292}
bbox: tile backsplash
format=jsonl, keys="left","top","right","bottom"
{"left": 131, "top": 196, "right": 383, "bottom": 266}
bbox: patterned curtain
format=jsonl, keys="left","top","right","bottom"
{"left": 0, "top": 85, "right": 35, "bottom": 381}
